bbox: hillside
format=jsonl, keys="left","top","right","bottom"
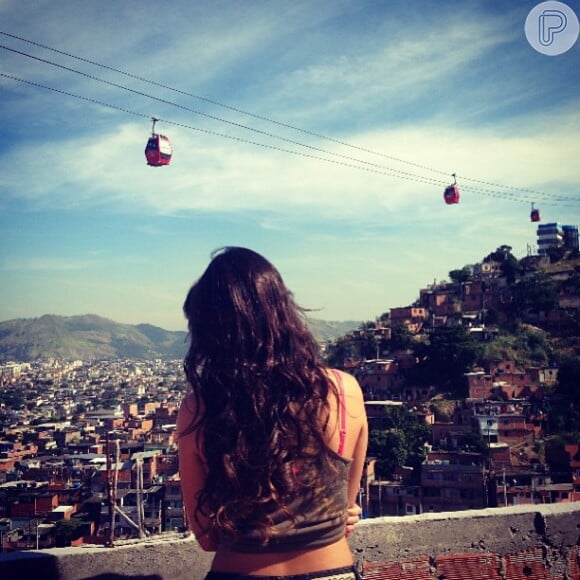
{"left": 0, "top": 314, "right": 359, "bottom": 363}
{"left": 0, "top": 315, "right": 187, "bottom": 362}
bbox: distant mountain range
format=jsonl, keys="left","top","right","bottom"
{"left": 0, "top": 314, "right": 360, "bottom": 363}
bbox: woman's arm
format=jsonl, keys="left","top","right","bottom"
{"left": 335, "top": 370, "right": 368, "bottom": 536}
{"left": 347, "top": 399, "right": 368, "bottom": 507}
{"left": 177, "top": 394, "right": 218, "bottom": 551}
{"left": 342, "top": 372, "right": 368, "bottom": 507}
{"left": 345, "top": 503, "right": 362, "bottom": 538}
{"left": 345, "top": 420, "right": 367, "bottom": 537}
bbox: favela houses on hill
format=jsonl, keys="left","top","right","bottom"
{"left": 1, "top": 231, "right": 580, "bottom": 552}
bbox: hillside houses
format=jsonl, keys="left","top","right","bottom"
{"left": 466, "top": 360, "right": 558, "bottom": 401}
{"left": 347, "top": 252, "right": 579, "bottom": 518}
{"left": 412, "top": 252, "right": 579, "bottom": 333}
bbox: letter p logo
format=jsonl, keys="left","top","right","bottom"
{"left": 526, "top": 1, "right": 579, "bottom": 55}
{"left": 539, "top": 9, "right": 567, "bottom": 45}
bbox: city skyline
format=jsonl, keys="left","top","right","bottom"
{"left": 1, "top": 1, "right": 579, "bottom": 330}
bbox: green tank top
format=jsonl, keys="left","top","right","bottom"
{"left": 224, "top": 451, "right": 351, "bottom": 552}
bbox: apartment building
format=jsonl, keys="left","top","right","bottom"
{"left": 389, "top": 307, "right": 428, "bottom": 334}
{"left": 537, "top": 223, "right": 579, "bottom": 255}
{"left": 354, "top": 359, "right": 404, "bottom": 400}
{"left": 421, "top": 451, "right": 489, "bottom": 513}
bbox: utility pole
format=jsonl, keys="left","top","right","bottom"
{"left": 112, "top": 439, "right": 120, "bottom": 539}
{"left": 106, "top": 431, "right": 114, "bottom": 547}
{"left": 135, "top": 456, "right": 146, "bottom": 539}
{"left": 503, "top": 467, "right": 508, "bottom": 507}
{"left": 106, "top": 433, "right": 121, "bottom": 547}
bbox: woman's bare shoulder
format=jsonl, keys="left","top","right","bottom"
{"left": 326, "top": 368, "right": 366, "bottom": 423}
{"left": 177, "top": 392, "right": 202, "bottom": 436}
{"left": 328, "top": 368, "right": 364, "bottom": 400}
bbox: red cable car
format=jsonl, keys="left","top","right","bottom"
{"left": 530, "top": 203, "right": 541, "bottom": 222}
{"left": 443, "top": 173, "right": 460, "bottom": 204}
{"left": 145, "top": 117, "right": 173, "bottom": 167}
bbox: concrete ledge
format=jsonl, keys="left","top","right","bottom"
{"left": 351, "top": 503, "right": 580, "bottom": 561}
{"left": 0, "top": 534, "right": 214, "bottom": 580}
{"left": 1, "top": 504, "right": 579, "bottom": 579}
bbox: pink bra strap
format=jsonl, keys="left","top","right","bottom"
{"left": 332, "top": 370, "right": 347, "bottom": 456}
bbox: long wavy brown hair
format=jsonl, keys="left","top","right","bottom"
{"left": 182, "top": 247, "right": 337, "bottom": 545}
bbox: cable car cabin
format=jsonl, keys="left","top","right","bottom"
{"left": 443, "top": 184, "right": 460, "bottom": 204}
{"left": 145, "top": 134, "right": 173, "bottom": 167}
{"left": 530, "top": 207, "right": 541, "bottom": 222}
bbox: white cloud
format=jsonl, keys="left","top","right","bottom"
{"left": 3, "top": 103, "right": 578, "bottom": 226}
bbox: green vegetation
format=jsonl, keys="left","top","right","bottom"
{"left": 390, "top": 324, "right": 415, "bottom": 351}
{"left": 484, "top": 245, "right": 522, "bottom": 283}
{"left": 0, "top": 315, "right": 189, "bottom": 362}
{"left": 513, "top": 274, "right": 559, "bottom": 317}
{"left": 449, "top": 266, "right": 472, "bottom": 284}
{"left": 54, "top": 519, "right": 90, "bottom": 547}
{"left": 368, "top": 406, "right": 431, "bottom": 478}
{"left": 546, "top": 354, "right": 580, "bottom": 439}
{"left": 0, "top": 315, "right": 358, "bottom": 363}
{"left": 481, "top": 326, "right": 552, "bottom": 367}
{"left": 411, "top": 326, "right": 483, "bottom": 397}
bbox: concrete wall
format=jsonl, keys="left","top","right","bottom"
{"left": 1, "top": 503, "right": 579, "bottom": 579}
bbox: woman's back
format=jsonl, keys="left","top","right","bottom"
{"left": 177, "top": 248, "right": 368, "bottom": 576}
{"left": 178, "top": 368, "right": 367, "bottom": 574}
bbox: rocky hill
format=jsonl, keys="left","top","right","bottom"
{"left": 0, "top": 314, "right": 359, "bottom": 363}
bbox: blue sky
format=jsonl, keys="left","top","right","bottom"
{"left": 1, "top": 0, "right": 579, "bottom": 331}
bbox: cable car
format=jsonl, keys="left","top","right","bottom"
{"left": 443, "top": 173, "right": 460, "bottom": 205}
{"left": 530, "top": 203, "right": 541, "bottom": 223}
{"left": 145, "top": 117, "right": 173, "bottom": 167}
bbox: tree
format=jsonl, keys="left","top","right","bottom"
{"left": 390, "top": 324, "right": 415, "bottom": 351}
{"left": 484, "top": 245, "right": 522, "bottom": 283}
{"left": 555, "top": 356, "right": 580, "bottom": 406}
{"left": 462, "top": 432, "right": 490, "bottom": 457}
{"left": 378, "top": 312, "right": 390, "bottom": 324}
{"left": 359, "top": 331, "right": 379, "bottom": 360}
{"left": 547, "top": 245, "right": 567, "bottom": 263}
{"left": 449, "top": 266, "right": 472, "bottom": 284}
{"left": 501, "top": 254, "right": 522, "bottom": 284}
{"left": 546, "top": 355, "right": 580, "bottom": 436}
{"left": 513, "top": 275, "right": 558, "bottom": 314}
{"left": 368, "top": 407, "right": 431, "bottom": 478}
{"left": 412, "top": 326, "right": 482, "bottom": 396}
{"left": 324, "top": 336, "right": 357, "bottom": 368}
{"left": 54, "top": 519, "right": 87, "bottom": 547}
{"left": 370, "top": 429, "right": 407, "bottom": 478}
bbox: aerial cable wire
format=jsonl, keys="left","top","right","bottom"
{"left": 1, "top": 30, "right": 454, "bottom": 178}
{"left": 3, "top": 70, "right": 578, "bottom": 206}
{"left": 0, "top": 43, "right": 451, "bottom": 188}
{"left": 0, "top": 30, "right": 571, "bottom": 203}
{"left": 3, "top": 47, "right": 578, "bottom": 205}
{"left": 0, "top": 72, "right": 451, "bottom": 187}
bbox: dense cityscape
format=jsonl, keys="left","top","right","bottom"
{"left": 1, "top": 224, "right": 580, "bottom": 552}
